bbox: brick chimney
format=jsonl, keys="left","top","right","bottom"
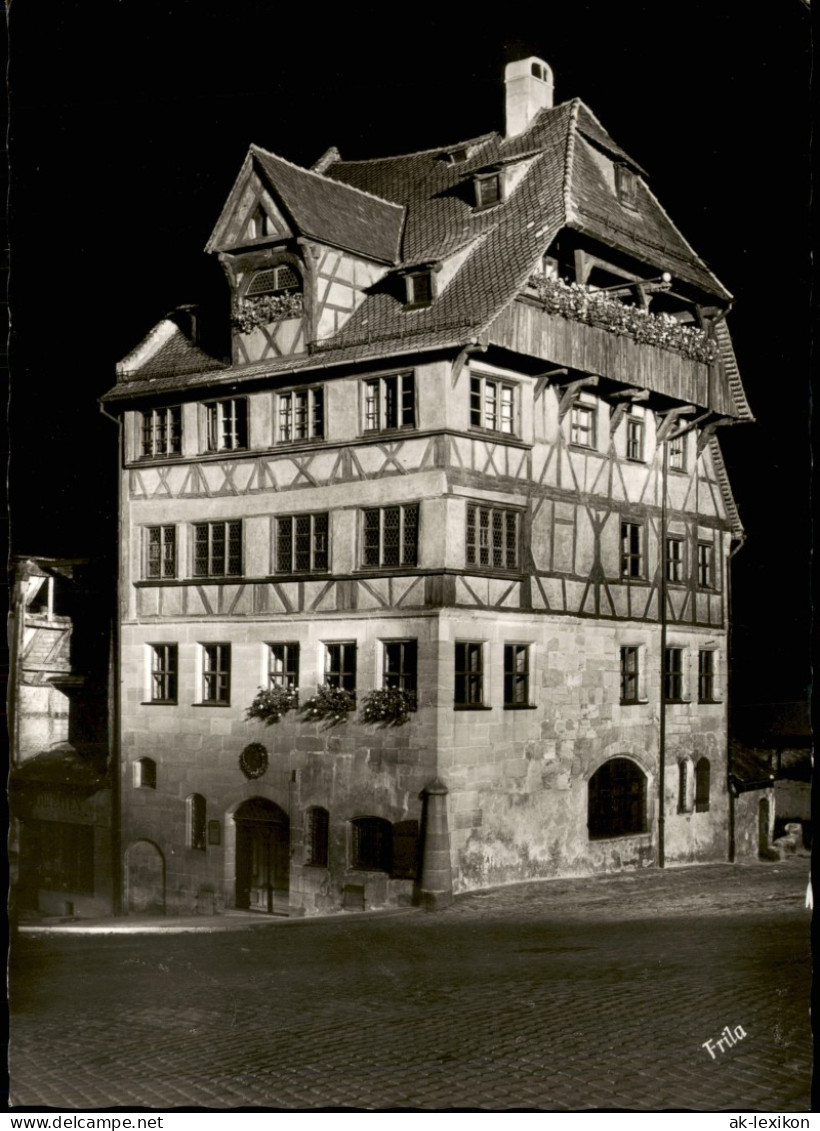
{"left": 505, "top": 57, "right": 554, "bottom": 137}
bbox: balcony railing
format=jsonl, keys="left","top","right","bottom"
{"left": 489, "top": 277, "right": 734, "bottom": 417}
{"left": 525, "top": 275, "right": 718, "bottom": 363}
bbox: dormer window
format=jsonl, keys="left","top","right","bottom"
{"left": 615, "top": 164, "right": 638, "bottom": 209}
{"left": 405, "top": 270, "right": 433, "bottom": 308}
{"left": 475, "top": 172, "right": 502, "bottom": 209}
{"left": 246, "top": 264, "right": 301, "bottom": 298}
{"left": 445, "top": 146, "right": 471, "bottom": 164}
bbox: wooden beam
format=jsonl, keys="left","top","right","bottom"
{"left": 558, "top": 375, "right": 599, "bottom": 420}
{"left": 696, "top": 416, "right": 732, "bottom": 455}
{"left": 609, "top": 388, "right": 650, "bottom": 402}
{"left": 656, "top": 405, "right": 696, "bottom": 442}
{"left": 609, "top": 403, "right": 628, "bottom": 435}
{"left": 533, "top": 367, "right": 568, "bottom": 399}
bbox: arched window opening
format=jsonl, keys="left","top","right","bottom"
{"left": 305, "top": 806, "right": 329, "bottom": 868}
{"left": 351, "top": 817, "right": 392, "bottom": 872}
{"left": 677, "top": 761, "right": 688, "bottom": 813}
{"left": 245, "top": 264, "right": 301, "bottom": 298}
{"left": 133, "top": 757, "right": 157, "bottom": 789}
{"left": 588, "top": 758, "right": 647, "bottom": 840}
{"left": 695, "top": 758, "right": 711, "bottom": 812}
{"left": 187, "top": 794, "right": 207, "bottom": 851}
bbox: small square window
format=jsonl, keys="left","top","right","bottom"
{"left": 697, "top": 542, "right": 714, "bottom": 589}
{"left": 202, "top": 644, "right": 230, "bottom": 704}
{"left": 668, "top": 433, "right": 686, "bottom": 472}
{"left": 475, "top": 173, "right": 502, "bottom": 208}
{"left": 504, "top": 644, "right": 531, "bottom": 708}
{"left": 665, "top": 537, "right": 684, "bottom": 584}
{"left": 193, "top": 521, "right": 243, "bottom": 577}
{"left": 615, "top": 164, "right": 638, "bottom": 209}
{"left": 325, "top": 642, "right": 357, "bottom": 695}
{"left": 269, "top": 643, "right": 299, "bottom": 692}
{"left": 406, "top": 272, "right": 433, "bottom": 307}
{"left": 364, "top": 373, "right": 415, "bottom": 431}
{"left": 466, "top": 505, "right": 519, "bottom": 570}
{"left": 470, "top": 373, "right": 516, "bottom": 434}
{"left": 277, "top": 387, "right": 324, "bottom": 443}
{"left": 145, "top": 525, "right": 176, "bottom": 579}
{"left": 275, "top": 513, "right": 329, "bottom": 573}
{"left": 698, "top": 650, "right": 716, "bottom": 703}
{"left": 149, "top": 644, "right": 178, "bottom": 703}
{"left": 383, "top": 640, "right": 418, "bottom": 693}
{"left": 570, "top": 401, "right": 596, "bottom": 448}
{"left": 455, "top": 642, "right": 484, "bottom": 708}
{"left": 362, "top": 505, "right": 419, "bottom": 568}
{"left": 620, "top": 646, "right": 640, "bottom": 704}
{"left": 663, "top": 647, "right": 684, "bottom": 703}
{"left": 133, "top": 757, "right": 157, "bottom": 789}
{"left": 205, "top": 398, "right": 247, "bottom": 452}
{"left": 620, "top": 522, "right": 644, "bottom": 579}
{"left": 140, "top": 406, "right": 182, "bottom": 458}
{"left": 626, "top": 417, "right": 645, "bottom": 461}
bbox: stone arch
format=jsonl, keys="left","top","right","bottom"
{"left": 231, "top": 796, "right": 290, "bottom": 914}
{"left": 588, "top": 756, "right": 648, "bottom": 840}
{"left": 125, "top": 840, "right": 165, "bottom": 915}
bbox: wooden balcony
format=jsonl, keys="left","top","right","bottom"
{"left": 489, "top": 299, "right": 736, "bottom": 417}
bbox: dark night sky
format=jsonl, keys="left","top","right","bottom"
{"left": 6, "top": 1, "right": 812, "bottom": 706}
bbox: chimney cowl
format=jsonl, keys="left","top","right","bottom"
{"left": 505, "top": 57, "right": 554, "bottom": 138}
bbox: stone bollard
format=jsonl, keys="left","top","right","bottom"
{"left": 419, "top": 778, "right": 454, "bottom": 910}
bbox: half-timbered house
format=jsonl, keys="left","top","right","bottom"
{"left": 102, "top": 58, "right": 752, "bottom": 916}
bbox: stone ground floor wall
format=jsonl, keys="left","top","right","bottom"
{"left": 734, "top": 788, "right": 775, "bottom": 860}
{"left": 119, "top": 609, "right": 730, "bottom": 915}
{"left": 436, "top": 611, "right": 729, "bottom": 892}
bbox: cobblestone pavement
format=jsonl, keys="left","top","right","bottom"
{"left": 9, "top": 858, "right": 812, "bottom": 1112}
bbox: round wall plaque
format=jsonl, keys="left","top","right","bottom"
{"left": 239, "top": 742, "right": 269, "bottom": 779}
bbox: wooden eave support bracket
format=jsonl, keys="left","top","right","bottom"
{"left": 533, "top": 367, "right": 568, "bottom": 399}
{"left": 696, "top": 415, "right": 733, "bottom": 456}
{"left": 656, "top": 404, "right": 696, "bottom": 443}
{"left": 557, "top": 375, "right": 599, "bottom": 421}
{"left": 451, "top": 341, "right": 487, "bottom": 388}
{"left": 608, "top": 388, "right": 650, "bottom": 436}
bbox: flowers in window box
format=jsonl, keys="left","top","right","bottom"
{"left": 245, "top": 685, "right": 299, "bottom": 726}
{"left": 231, "top": 291, "right": 304, "bottom": 334}
{"left": 360, "top": 687, "right": 417, "bottom": 727}
{"left": 300, "top": 683, "right": 356, "bottom": 725}
{"left": 525, "top": 274, "right": 718, "bottom": 364}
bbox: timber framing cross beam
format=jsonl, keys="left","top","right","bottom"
{"left": 556, "top": 375, "right": 599, "bottom": 421}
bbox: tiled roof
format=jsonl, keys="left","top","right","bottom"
{"left": 108, "top": 95, "right": 747, "bottom": 420}
{"left": 116, "top": 316, "right": 228, "bottom": 382}
{"left": 252, "top": 146, "right": 403, "bottom": 263}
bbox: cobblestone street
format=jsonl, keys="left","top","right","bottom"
{"left": 9, "top": 858, "right": 812, "bottom": 1111}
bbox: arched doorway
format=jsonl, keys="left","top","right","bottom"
{"left": 234, "top": 798, "right": 289, "bottom": 914}
{"left": 125, "top": 840, "right": 166, "bottom": 915}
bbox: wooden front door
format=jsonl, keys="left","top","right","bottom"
{"left": 234, "top": 798, "right": 289, "bottom": 914}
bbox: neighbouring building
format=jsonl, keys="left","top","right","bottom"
{"left": 101, "top": 57, "right": 753, "bottom": 917}
{"left": 9, "top": 557, "right": 114, "bottom": 918}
